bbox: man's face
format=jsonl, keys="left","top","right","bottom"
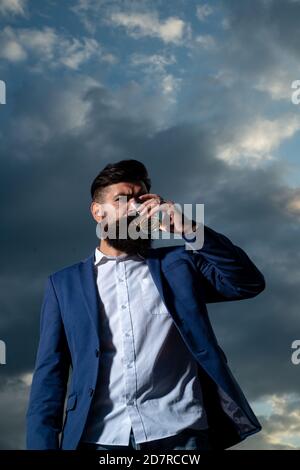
{"left": 91, "top": 181, "right": 152, "bottom": 255}
{"left": 100, "top": 181, "right": 148, "bottom": 223}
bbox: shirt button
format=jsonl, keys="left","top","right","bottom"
{"left": 125, "top": 332, "right": 130, "bottom": 337}
{"left": 127, "top": 363, "right": 133, "bottom": 369}
{"left": 121, "top": 305, "right": 127, "bottom": 309}
{"left": 89, "top": 388, "right": 94, "bottom": 397}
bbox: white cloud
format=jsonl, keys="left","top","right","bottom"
{"left": 255, "top": 66, "right": 300, "bottom": 101}
{"left": 161, "top": 74, "right": 182, "bottom": 97}
{"left": 217, "top": 115, "right": 300, "bottom": 166}
{"left": 11, "top": 76, "right": 100, "bottom": 149}
{"left": 59, "top": 37, "right": 100, "bottom": 70}
{"left": 130, "top": 53, "right": 176, "bottom": 70}
{"left": 236, "top": 394, "right": 300, "bottom": 449}
{"left": 195, "top": 34, "right": 216, "bottom": 49}
{"left": 286, "top": 190, "right": 300, "bottom": 216}
{"left": 18, "top": 27, "right": 58, "bottom": 62}
{"left": 0, "top": 0, "right": 27, "bottom": 17}
{"left": 212, "top": 68, "right": 237, "bottom": 87}
{"left": 109, "top": 11, "right": 187, "bottom": 44}
{"left": 101, "top": 52, "right": 118, "bottom": 64}
{"left": 20, "top": 372, "right": 33, "bottom": 387}
{"left": 70, "top": 0, "right": 98, "bottom": 34}
{"left": 0, "top": 26, "right": 116, "bottom": 70}
{"left": 196, "top": 3, "right": 214, "bottom": 21}
{"left": 0, "top": 28, "right": 27, "bottom": 62}
{"left": 130, "top": 53, "right": 181, "bottom": 102}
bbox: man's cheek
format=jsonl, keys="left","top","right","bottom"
{"left": 106, "top": 206, "right": 123, "bottom": 223}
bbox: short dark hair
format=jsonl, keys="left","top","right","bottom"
{"left": 90, "top": 159, "right": 151, "bottom": 201}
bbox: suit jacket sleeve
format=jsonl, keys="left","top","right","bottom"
{"left": 183, "top": 224, "right": 266, "bottom": 303}
{"left": 26, "top": 275, "right": 71, "bottom": 449}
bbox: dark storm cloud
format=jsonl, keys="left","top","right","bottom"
{"left": 0, "top": 77, "right": 299, "bottom": 448}
{"left": 0, "top": 376, "right": 28, "bottom": 450}
{"left": 1, "top": 70, "right": 299, "bottom": 396}
{"left": 217, "top": 0, "right": 300, "bottom": 90}
{"left": 222, "top": 0, "right": 300, "bottom": 61}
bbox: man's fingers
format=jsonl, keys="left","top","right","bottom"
{"left": 144, "top": 204, "right": 161, "bottom": 218}
{"left": 139, "top": 199, "right": 162, "bottom": 215}
{"left": 140, "top": 201, "right": 173, "bottom": 221}
{"left": 138, "top": 193, "right": 159, "bottom": 200}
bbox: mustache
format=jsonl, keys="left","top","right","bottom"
{"left": 102, "top": 214, "right": 139, "bottom": 232}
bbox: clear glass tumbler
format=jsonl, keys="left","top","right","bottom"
{"left": 129, "top": 200, "right": 162, "bottom": 234}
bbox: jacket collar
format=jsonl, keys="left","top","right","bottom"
{"left": 94, "top": 246, "right": 145, "bottom": 266}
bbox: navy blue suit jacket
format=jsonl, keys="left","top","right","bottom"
{"left": 26, "top": 224, "right": 265, "bottom": 450}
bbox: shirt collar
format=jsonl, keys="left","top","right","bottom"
{"left": 94, "top": 247, "right": 145, "bottom": 266}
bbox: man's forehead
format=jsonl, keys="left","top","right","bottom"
{"left": 110, "top": 181, "right": 147, "bottom": 195}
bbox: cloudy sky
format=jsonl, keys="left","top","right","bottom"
{"left": 1, "top": 0, "right": 300, "bottom": 450}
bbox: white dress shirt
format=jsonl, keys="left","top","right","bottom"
{"left": 80, "top": 247, "right": 208, "bottom": 445}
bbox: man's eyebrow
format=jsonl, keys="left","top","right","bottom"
{"left": 114, "top": 190, "right": 147, "bottom": 198}
{"left": 136, "top": 189, "right": 147, "bottom": 197}
{"left": 114, "top": 192, "right": 133, "bottom": 197}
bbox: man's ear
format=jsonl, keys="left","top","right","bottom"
{"left": 90, "top": 201, "right": 104, "bottom": 223}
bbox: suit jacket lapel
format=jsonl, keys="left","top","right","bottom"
{"left": 78, "top": 251, "right": 100, "bottom": 338}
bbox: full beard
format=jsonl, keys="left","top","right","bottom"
{"left": 101, "top": 215, "right": 153, "bottom": 256}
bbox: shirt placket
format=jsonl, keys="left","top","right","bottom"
{"left": 116, "top": 258, "right": 147, "bottom": 442}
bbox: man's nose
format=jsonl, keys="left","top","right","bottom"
{"left": 127, "top": 197, "right": 140, "bottom": 215}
